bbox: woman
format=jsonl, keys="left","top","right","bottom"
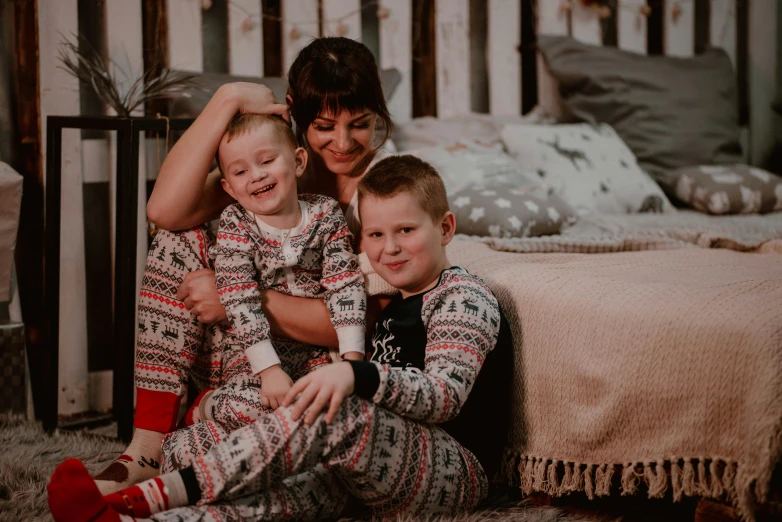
{"left": 92, "top": 38, "right": 394, "bottom": 500}
{"left": 56, "top": 37, "right": 493, "bottom": 522}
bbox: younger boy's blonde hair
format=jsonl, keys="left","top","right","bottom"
{"left": 357, "top": 155, "right": 449, "bottom": 223}
{"left": 216, "top": 113, "right": 298, "bottom": 173}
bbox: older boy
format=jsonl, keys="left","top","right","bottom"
{"left": 48, "top": 155, "right": 513, "bottom": 521}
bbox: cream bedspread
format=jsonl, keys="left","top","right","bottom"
{"left": 445, "top": 239, "right": 782, "bottom": 520}
{"left": 465, "top": 209, "right": 782, "bottom": 253}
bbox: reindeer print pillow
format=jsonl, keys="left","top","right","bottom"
{"left": 500, "top": 123, "right": 674, "bottom": 215}
{"left": 670, "top": 164, "right": 782, "bottom": 215}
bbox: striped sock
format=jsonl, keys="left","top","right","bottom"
{"left": 105, "top": 471, "right": 190, "bottom": 517}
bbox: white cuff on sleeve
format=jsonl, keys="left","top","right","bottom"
{"left": 245, "top": 339, "right": 281, "bottom": 374}
{"left": 336, "top": 325, "right": 366, "bottom": 357}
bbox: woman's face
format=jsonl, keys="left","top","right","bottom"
{"left": 305, "top": 109, "right": 377, "bottom": 177}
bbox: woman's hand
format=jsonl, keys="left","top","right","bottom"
{"left": 176, "top": 269, "right": 228, "bottom": 324}
{"left": 283, "top": 362, "right": 355, "bottom": 425}
{"left": 221, "top": 83, "right": 290, "bottom": 123}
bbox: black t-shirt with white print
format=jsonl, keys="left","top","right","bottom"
{"left": 350, "top": 266, "right": 513, "bottom": 482}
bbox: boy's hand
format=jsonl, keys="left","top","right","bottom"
{"left": 283, "top": 362, "right": 355, "bottom": 425}
{"left": 342, "top": 351, "right": 364, "bottom": 361}
{"left": 259, "top": 365, "right": 294, "bottom": 410}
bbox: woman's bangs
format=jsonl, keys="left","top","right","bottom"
{"left": 319, "top": 90, "right": 376, "bottom": 119}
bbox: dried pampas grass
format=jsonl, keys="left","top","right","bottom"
{"left": 58, "top": 33, "right": 200, "bottom": 118}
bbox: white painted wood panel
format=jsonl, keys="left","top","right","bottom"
{"left": 38, "top": 0, "right": 89, "bottom": 416}
{"left": 228, "top": 0, "right": 264, "bottom": 76}
{"left": 571, "top": 1, "right": 602, "bottom": 46}
{"left": 106, "top": 0, "right": 147, "bottom": 399}
{"left": 617, "top": 0, "right": 648, "bottom": 54}
{"left": 322, "top": 0, "right": 361, "bottom": 41}
{"left": 664, "top": 0, "right": 694, "bottom": 57}
{"left": 537, "top": 0, "right": 569, "bottom": 35}
{"left": 378, "top": 0, "right": 412, "bottom": 123}
{"left": 167, "top": 0, "right": 204, "bottom": 72}
{"left": 748, "top": 0, "right": 778, "bottom": 165}
{"left": 710, "top": 0, "right": 736, "bottom": 69}
{"left": 536, "top": 0, "right": 569, "bottom": 120}
{"left": 435, "top": 0, "right": 470, "bottom": 118}
{"left": 282, "top": 0, "right": 320, "bottom": 73}
{"left": 487, "top": 0, "right": 521, "bottom": 115}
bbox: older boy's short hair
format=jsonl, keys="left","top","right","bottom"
{"left": 358, "top": 155, "right": 449, "bottom": 223}
{"left": 216, "top": 113, "right": 297, "bottom": 172}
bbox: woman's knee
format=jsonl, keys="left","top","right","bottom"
{"left": 147, "top": 225, "right": 214, "bottom": 275}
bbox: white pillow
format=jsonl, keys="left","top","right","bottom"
{"left": 402, "top": 141, "right": 533, "bottom": 194}
{"left": 501, "top": 123, "right": 674, "bottom": 215}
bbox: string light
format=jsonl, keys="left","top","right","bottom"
{"left": 217, "top": 0, "right": 738, "bottom": 51}
{"left": 227, "top": 0, "right": 380, "bottom": 39}
{"left": 542, "top": 0, "right": 739, "bottom": 47}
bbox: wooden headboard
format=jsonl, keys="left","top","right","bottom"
{"left": 24, "top": 0, "right": 778, "bottom": 415}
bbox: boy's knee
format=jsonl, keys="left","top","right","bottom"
{"left": 207, "top": 385, "right": 272, "bottom": 430}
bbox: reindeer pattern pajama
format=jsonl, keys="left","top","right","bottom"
{"left": 146, "top": 267, "right": 512, "bottom": 521}
{"left": 211, "top": 194, "right": 367, "bottom": 375}
{"left": 134, "top": 193, "right": 365, "bottom": 435}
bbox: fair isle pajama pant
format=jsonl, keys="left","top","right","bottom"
{"left": 150, "top": 396, "right": 488, "bottom": 521}
{"left": 134, "top": 228, "right": 488, "bottom": 520}
{"left": 135, "top": 226, "right": 332, "bottom": 434}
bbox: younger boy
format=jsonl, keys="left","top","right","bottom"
{"left": 48, "top": 155, "right": 513, "bottom": 521}
{"left": 195, "top": 113, "right": 366, "bottom": 417}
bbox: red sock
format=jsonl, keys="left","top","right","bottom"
{"left": 184, "top": 388, "right": 213, "bottom": 427}
{"left": 47, "top": 459, "right": 121, "bottom": 522}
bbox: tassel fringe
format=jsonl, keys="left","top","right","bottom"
{"left": 501, "top": 450, "right": 765, "bottom": 521}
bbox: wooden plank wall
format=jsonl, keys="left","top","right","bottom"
{"left": 17, "top": 0, "right": 779, "bottom": 417}
{"left": 38, "top": 0, "right": 89, "bottom": 416}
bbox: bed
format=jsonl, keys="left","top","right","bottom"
{"left": 447, "top": 217, "right": 782, "bottom": 519}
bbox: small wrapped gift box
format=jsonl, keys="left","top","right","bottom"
{"left": 0, "top": 321, "right": 26, "bottom": 414}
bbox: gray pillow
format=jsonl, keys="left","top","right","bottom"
{"left": 450, "top": 183, "right": 578, "bottom": 238}
{"left": 537, "top": 36, "right": 743, "bottom": 191}
{"left": 168, "top": 68, "right": 401, "bottom": 118}
{"left": 671, "top": 165, "right": 782, "bottom": 215}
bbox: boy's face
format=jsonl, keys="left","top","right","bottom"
{"left": 360, "top": 191, "right": 455, "bottom": 298}
{"left": 219, "top": 124, "right": 307, "bottom": 219}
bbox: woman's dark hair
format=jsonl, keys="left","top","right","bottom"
{"left": 287, "top": 37, "right": 393, "bottom": 149}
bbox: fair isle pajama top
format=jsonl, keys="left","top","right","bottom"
{"left": 211, "top": 193, "right": 367, "bottom": 374}
{"left": 350, "top": 266, "right": 514, "bottom": 481}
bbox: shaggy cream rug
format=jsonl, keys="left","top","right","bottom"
{"left": 0, "top": 414, "right": 649, "bottom": 522}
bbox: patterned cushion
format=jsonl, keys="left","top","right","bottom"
{"left": 501, "top": 123, "right": 674, "bottom": 215}
{"left": 671, "top": 165, "right": 782, "bottom": 215}
{"left": 450, "top": 183, "right": 577, "bottom": 238}
{"left": 404, "top": 141, "right": 533, "bottom": 194}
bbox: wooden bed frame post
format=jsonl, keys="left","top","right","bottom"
{"left": 12, "top": 0, "right": 48, "bottom": 424}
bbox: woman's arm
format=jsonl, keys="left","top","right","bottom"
{"left": 147, "top": 83, "right": 290, "bottom": 230}
{"left": 262, "top": 291, "right": 339, "bottom": 349}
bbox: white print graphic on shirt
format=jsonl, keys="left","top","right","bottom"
{"left": 372, "top": 319, "right": 401, "bottom": 363}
